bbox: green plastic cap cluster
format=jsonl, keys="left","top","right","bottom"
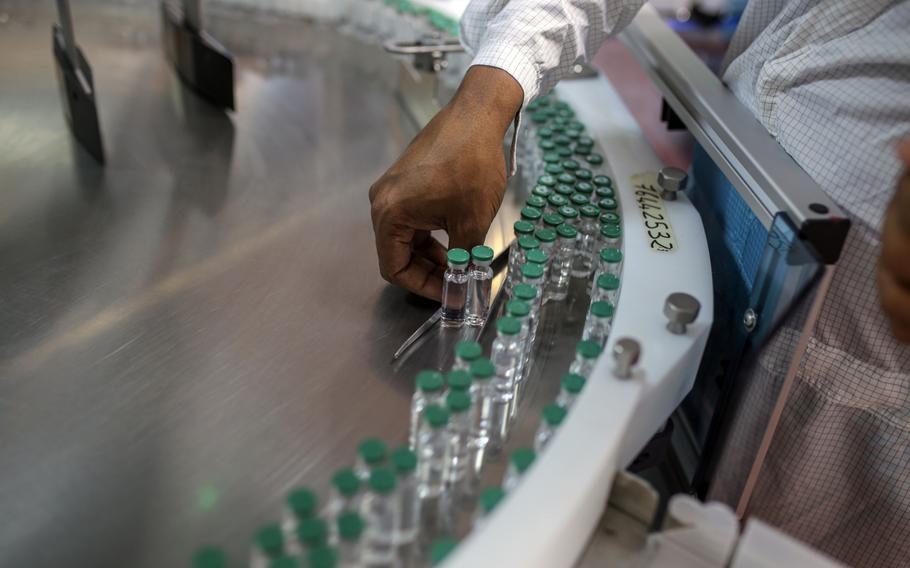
{"left": 193, "top": 547, "right": 227, "bottom": 568}
{"left": 517, "top": 235, "right": 540, "bottom": 251}
{"left": 358, "top": 438, "right": 387, "bottom": 466}
{"left": 471, "top": 245, "right": 494, "bottom": 263}
{"left": 542, "top": 403, "right": 568, "bottom": 426}
{"left": 391, "top": 446, "right": 418, "bottom": 473}
{"left": 496, "top": 316, "right": 522, "bottom": 336}
{"left": 512, "top": 283, "right": 539, "bottom": 302}
{"left": 430, "top": 538, "right": 458, "bottom": 566}
{"left": 423, "top": 404, "right": 451, "bottom": 429}
{"left": 513, "top": 220, "right": 535, "bottom": 236}
{"left": 446, "top": 390, "right": 472, "bottom": 413}
{"left": 446, "top": 248, "right": 470, "bottom": 266}
{"left": 469, "top": 358, "right": 497, "bottom": 380}
{"left": 521, "top": 263, "right": 545, "bottom": 280}
{"left": 331, "top": 468, "right": 360, "bottom": 497}
{"left": 506, "top": 299, "right": 531, "bottom": 318}
{"left": 591, "top": 301, "right": 615, "bottom": 319}
{"left": 416, "top": 370, "right": 444, "bottom": 393}
{"left": 296, "top": 517, "right": 327, "bottom": 548}
{"left": 600, "top": 248, "right": 623, "bottom": 264}
{"left": 576, "top": 340, "right": 603, "bottom": 360}
{"left": 308, "top": 546, "right": 337, "bottom": 568}
{"left": 368, "top": 468, "right": 397, "bottom": 494}
{"left": 286, "top": 487, "right": 318, "bottom": 519}
{"left": 510, "top": 448, "right": 537, "bottom": 473}
{"left": 255, "top": 524, "right": 284, "bottom": 557}
{"left": 534, "top": 228, "right": 556, "bottom": 243}
{"left": 561, "top": 373, "right": 586, "bottom": 394}
{"left": 479, "top": 486, "right": 506, "bottom": 514}
{"left": 337, "top": 511, "right": 365, "bottom": 541}
{"left": 557, "top": 223, "right": 578, "bottom": 239}
{"left": 455, "top": 340, "right": 482, "bottom": 362}
{"left": 597, "top": 273, "right": 620, "bottom": 291}
{"left": 525, "top": 249, "right": 549, "bottom": 265}
{"left": 446, "top": 369, "right": 472, "bottom": 392}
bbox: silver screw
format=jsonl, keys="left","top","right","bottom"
{"left": 658, "top": 167, "right": 688, "bottom": 201}
{"left": 664, "top": 293, "right": 701, "bottom": 335}
{"left": 613, "top": 338, "right": 641, "bottom": 379}
{"left": 743, "top": 308, "right": 758, "bottom": 332}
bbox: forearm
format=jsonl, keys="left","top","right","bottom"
{"left": 447, "top": 65, "right": 524, "bottom": 140}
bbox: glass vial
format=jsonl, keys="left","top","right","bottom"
{"left": 505, "top": 300, "right": 531, "bottom": 384}
{"left": 583, "top": 301, "right": 615, "bottom": 346}
{"left": 489, "top": 317, "right": 523, "bottom": 448}
{"left": 441, "top": 248, "right": 470, "bottom": 327}
{"left": 296, "top": 517, "right": 328, "bottom": 552}
{"left": 574, "top": 205, "right": 600, "bottom": 277}
{"left": 534, "top": 403, "right": 568, "bottom": 451}
{"left": 250, "top": 524, "right": 284, "bottom": 568}
{"left": 472, "top": 486, "right": 506, "bottom": 530}
{"left": 468, "top": 358, "right": 496, "bottom": 454}
{"left": 548, "top": 223, "right": 577, "bottom": 301}
{"left": 361, "top": 469, "right": 399, "bottom": 567}
{"left": 502, "top": 448, "right": 537, "bottom": 493}
{"left": 569, "top": 340, "right": 603, "bottom": 378}
{"left": 409, "top": 370, "right": 444, "bottom": 451}
{"left": 465, "top": 245, "right": 495, "bottom": 326}
{"left": 591, "top": 273, "right": 620, "bottom": 305}
{"left": 417, "top": 405, "right": 451, "bottom": 499}
{"left": 557, "top": 373, "right": 586, "bottom": 407}
{"left": 391, "top": 447, "right": 420, "bottom": 547}
{"left": 355, "top": 438, "right": 388, "bottom": 482}
{"left": 445, "top": 390, "right": 473, "bottom": 486}
{"left": 283, "top": 487, "right": 318, "bottom": 541}
{"left": 508, "top": 221, "right": 536, "bottom": 293}
{"left": 453, "top": 340, "right": 482, "bottom": 371}
{"left": 336, "top": 511, "right": 365, "bottom": 566}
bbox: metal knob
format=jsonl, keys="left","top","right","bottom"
{"left": 658, "top": 167, "right": 688, "bottom": 201}
{"left": 664, "top": 293, "right": 700, "bottom": 335}
{"left": 612, "top": 337, "right": 641, "bottom": 379}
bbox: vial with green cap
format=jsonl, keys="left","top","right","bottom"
{"left": 531, "top": 184, "right": 552, "bottom": 199}
{"left": 355, "top": 438, "right": 388, "bottom": 481}
{"left": 542, "top": 212, "right": 565, "bottom": 231}
{"left": 409, "top": 369, "right": 445, "bottom": 451}
{"left": 336, "top": 511, "right": 364, "bottom": 566}
{"left": 453, "top": 340, "right": 482, "bottom": 371}
{"left": 570, "top": 340, "right": 603, "bottom": 377}
{"left": 520, "top": 205, "right": 542, "bottom": 225}
{"left": 597, "top": 247, "right": 623, "bottom": 278}
{"left": 534, "top": 227, "right": 557, "bottom": 263}
{"left": 469, "top": 357, "right": 497, "bottom": 452}
{"left": 557, "top": 372, "right": 587, "bottom": 407}
{"left": 391, "top": 447, "right": 420, "bottom": 545}
{"left": 473, "top": 486, "right": 506, "bottom": 529}
{"left": 524, "top": 249, "right": 550, "bottom": 288}
{"left": 442, "top": 248, "right": 470, "bottom": 327}
{"left": 193, "top": 547, "right": 227, "bottom": 568}
{"left": 600, "top": 223, "right": 622, "bottom": 250}
{"left": 283, "top": 487, "right": 318, "bottom": 537}
{"left": 444, "top": 390, "right": 474, "bottom": 484}
{"left": 505, "top": 300, "right": 532, "bottom": 386}
{"left": 548, "top": 223, "right": 578, "bottom": 301}
{"left": 429, "top": 537, "right": 458, "bottom": 566}
{"left": 251, "top": 523, "right": 284, "bottom": 568}
{"left": 418, "top": 404, "right": 451, "bottom": 498}
{"left": 296, "top": 517, "right": 328, "bottom": 551}
{"left": 584, "top": 301, "right": 615, "bottom": 346}
{"left": 466, "top": 245, "right": 495, "bottom": 326}
{"left": 510, "top": 235, "right": 539, "bottom": 294}
{"left": 268, "top": 556, "right": 299, "bottom": 568}
{"left": 592, "top": 272, "right": 620, "bottom": 305}
{"left": 327, "top": 468, "right": 361, "bottom": 528}
{"left": 489, "top": 317, "right": 523, "bottom": 447}
{"left": 573, "top": 204, "right": 601, "bottom": 278}
{"left": 534, "top": 403, "right": 568, "bottom": 451}
{"left": 510, "top": 221, "right": 536, "bottom": 293}
{"left": 526, "top": 195, "right": 547, "bottom": 210}
{"left": 546, "top": 193, "right": 568, "bottom": 215}
{"left": 362, "top": 468, "right": 398, "bottom": 565}
{"left": 503, "top": 448, "right": 537, "bottom": 492}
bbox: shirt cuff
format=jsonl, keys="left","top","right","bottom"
{"left": 469, "top": 43, "right": 541, "bottom": 108}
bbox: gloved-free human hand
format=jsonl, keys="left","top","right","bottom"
{"left": 878, "top": 139, "right": 910, "bottom": 343}
{"left": 369, "top": 66, "right": 523, "bottom": 300}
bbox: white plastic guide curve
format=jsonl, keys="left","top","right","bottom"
{"left": 445, "top": 75, "right": 713, "bottom": 567}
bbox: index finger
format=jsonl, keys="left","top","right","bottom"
{"left": 374, "top": 221, "right": 445, "bottom": 301}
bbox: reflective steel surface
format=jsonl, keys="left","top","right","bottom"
{"left": 0, "top": 2, "right": 579, "bottom": 566}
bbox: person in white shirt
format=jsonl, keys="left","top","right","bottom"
{"left": 369, "top": 2, "right": 910, "bottom": 566}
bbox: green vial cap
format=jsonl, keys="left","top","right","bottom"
{"left": 368, "top": 468, "right": 397, "bottom": 494}
{"left": 556, "top": 146, "right": 573, "bottom": 158}
{"left": 530, "top": 111, "right": 548, "bottom": 124}
{"left": 446, "top": 390, "right": 472, "bottom": 413}
{"left": 534, "top": 228, "right": 556, "bottom": 243}
{"left": 553, "top": 134, "right": 572, "bottom": 147}
{"left": 551, "top": 124, "right": 566, "bottom": 136}
{"left": 496, "top": 316, "right": 522, "bottom": 336}
{"left": 544, "top": 106, "right": 558, "bottom": 118}
{"left": 598, "top": 198, "right": 618, "bottom": 211}
{"left": 570, "top": 193, "right": 589, "bottom": 207}
{"left": 430, "top": 538, "right": 458, "bottom": 566}
{"left": 574, "top": 145, "right": 592, "bottom": 156}
{"left": 270, "top": 557, "right": 299, "bottom": 568}
{"left": 566, "top": 128, "right": 582, "bottom": 140}
{"left": 568, "top": 120, "right": 585, "bottom": 131}
{"left": 424, "top": 405, "right": 450, "bottom": 428}
{"left": 542, "top": 403, "right": 568, "bottom": 426}
{"left": 510, "top": 448, "right": 537, "bottom": 473}
{"left": 537, "top": 127, "right": 553, "bottom": 139}
{"left": 600, "top": 248, "right": 623, "bottom": 264}
{"left": 593, "top": 175, "right": 612, "bottom": 188}
{"left": 470, "top": 357, "right": 496, "bottom": 379}
{"left": 193, "top": 547, "right": 227, "bottom": 568}
{"left": 542, "top": 152, "right": 561, "bottom": 164}
{"left": 580, "top": 205, "right": 600, "bottom": 219}
{"left": 521, "top": 263, "right": 545, "bottom": 280}
{"left": 555, "top": 183, "right": 574, "bottom": 197}
{"left": 575, "top": 181, "right": 593, "bottom": 194}
{"left": 595, "top": 186, "right": 615, "bottom": 199}
{"left": 557, "top": 206, "right": 579, "bottom": 220}
{"left": 332, "top": 468, "right": 360, "bottom": 497}
{"left": 577, "top": 135, "right": 595, "bottom": 148}
{"left": 554, "top": 100, "right": 571, "bottom": 110}
{"left": 547, "top": 194, "right": 568, "bottom": 208}
{"left": 287, "top": 488, "right": 318, "bottom": 520}
{"left": 525, "top": 249, "right": 549, "bottom": 266}
{"left": 296, "top": 517, "right": 328, "bottom": 548}
{"left": 506, "top": 299, "right": 531, "bottom": 318}
{"left": 558, "top": 107, "right": 575, "bottom": 118}
{"left": 455, "top": 340, "right": 482, "bottom": 362}
{"left": 518, "top": 235, "right": 540, "bottom": 251}
{"left": 575, "top": 169, "right": 593, "bottom": 182}
{"left": 526, "top": 195, "right": 547, "bottom": 209}
{"left": 543, "top": 213, "right": 565, "bottom": 228}
{"left": 416, "top": 370, "right": 445, "bottom": 393}
{"left": 601, "top": 224, "right": 621, "bottom": 239}
{"left": 531, "top": 184, "right": 552, "bottom": 198}
{"left": 471, "top": 245, "right": 494, "bottom": 263}
{"left": 538, "top": 139, "right": 556, "bottom": 151}
{"left": 391, "top": 446, "right": 418, "bottom": 473}
{"left": 556, "top": 223, "right": 578, "bottom": 239}
{"left": 587, "top": 153, "right": 604, "bottom": 165}
{"left": 562, "top": 373, "right": 586, "bottom": 394}
{"left": 597, "top": 273, "right": 620, "bottom": 291}
{"left": 255, "top": 524, "right": 284, "bottom": 557}
{"left": 308, "top": 547, "right": 337, "bottom": 568}
{"left": 512, "top": 283, "right": 539, "bottom": 302}
{"left": 446, "top": 369, "right": 472, "bottom": 392}
{"left": 600, "top": 212, "right": 621, "bottom": 226}
{"left": 562, "top": 159, "right": 580, "bottom": 171}
{"left": 576, "top": 340, "right": 603, "bottom": 360}
{"left": 514, "top": 220, "right": 535, "bottom": 236}
{"left": 544, "top": 163, "right": 564, "bottom": 175}
{"left": 358, "top": 438, "right": 387, "bottom": 466}
{"left": 479, "top": 486, "right": 506, "bottom": 514}
{"left": 521, "top": 206, "right": 542, "bottom": 222}
{"left": 591, "top": 301, "right": 615, "bottom": 318}
{"left": 447, "top": 248, "right": 470, "bottom": 266}
{"left": 556, "top": 173, "right": 576, "bottom": 185}
{"left": 537, "top": 174, "right": 557, "bottom": 188}
{"left": 337, "top": 511, "right": 365, "bottom": 541}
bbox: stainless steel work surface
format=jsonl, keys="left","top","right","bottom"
{"left": 0, "top": 3, "right": 572, "bottom": 567}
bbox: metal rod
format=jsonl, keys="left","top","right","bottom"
{"left": 183, "top": 0, "right": 203, "bottom": 31}
{"left": 55, "top": 0, "right": 78, "bottom": 67}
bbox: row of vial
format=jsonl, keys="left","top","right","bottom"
{"left": 440, "top": 246, "right": 494, "bottom": 328}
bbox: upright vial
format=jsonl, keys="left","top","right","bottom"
{"left": 193, "top": 548, "right": 227, "bottom": 568}
{"left": 534, "top": 228, "right": 557, "bottom": 262}
{"left": 328, "top": 468, "right": 361, "bottom": 519}
{"left": 509, "top": 220, "right": 536, "bottom": 288}
{"left": 534, "top": 403, "right": 568, "bottom": 451}
{"left": 453, "top": 340, "right": 482, "bottom": 371}
{"left": 597, "top": 248, "right": 623, "bottom": 280}
{"left": 600, "top": 223, "right": 621, "bottom": 249}
{"left": 489, "top": 317, "right": 523, "bottom": 447}
{"left": 592, "top": 273, "right": 620, "bottom": 305}
{"left": 445, "top": 369, "right": 472, "bottom": 396}
{"left": 520, "top": 206, "right": 542, "bottom": 226}
{"left": 548, "top": 223, "right": 578, "bottom": 301}
{"left": 466, "top": 245, "right": 494, "bottom": 326}
{"left": 569, "top": 340, "right": 603, "bottom": 378}
{"left": 509, "top": 236, "right": 539, "bottom": 295}
{"left": 574, "top": 205, "right": 601, "bottom": 277}
{"left": 361, "top": 469, "right": 399, "bottom": 567}
{"left": 441, "top": 248, "right": 470, "bottom": 327}
{"left": 307, "top": 546, "right": 338, "bottom": 568}
{"left": 542, "top": 212, "right": 565, "bottom": 232}
{"left": 251, "top": 524, "right": 285, "bottom": 568}
{"left": 296, "top": 517, "right": 328, "bottom": 552}
{"left": 336, "top": 511, "right": 365, "bottom": 566}
{"left": 391, "top": 447, "right": 420, "bottom": 546}
{"left": 445, "top": 390, "right": 473, "bottom": 485}
{"left": 505, "top": 300, "right": 532, "bottom": 383}
{"left": 429, "top": 538, "right": 458, "bottom": 567}
{"left": 418, "top": 404, "right": 451, "bottom": 499}
{"left": 557, "top": 373, "right": 586, "bottom": 407}
{"left": 472, "top": 486, "right": 506, "bottom": 530}
{"left": 502, "top": 448, "right": 537, "bottom": 492}
{"left": 557, "top": 205, "right": 579, "bottom": 228}
{"left": 583, "top": 301, "right": 615, "bottom": 346}
{"left": 283, "top": 487, "right": 318, "bottom": 539}
{"left": 409, "top": 370, "right": 445, "bottom": 451}
{"left": 355, "top": 438, "right": 388, "bottom": 481}
{"left": 468, "top": 358, "right": 497, "bottom": 453}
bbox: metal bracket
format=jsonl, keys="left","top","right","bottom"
{"left": 383, "top": 38, "right": 463, "bottom": 73}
